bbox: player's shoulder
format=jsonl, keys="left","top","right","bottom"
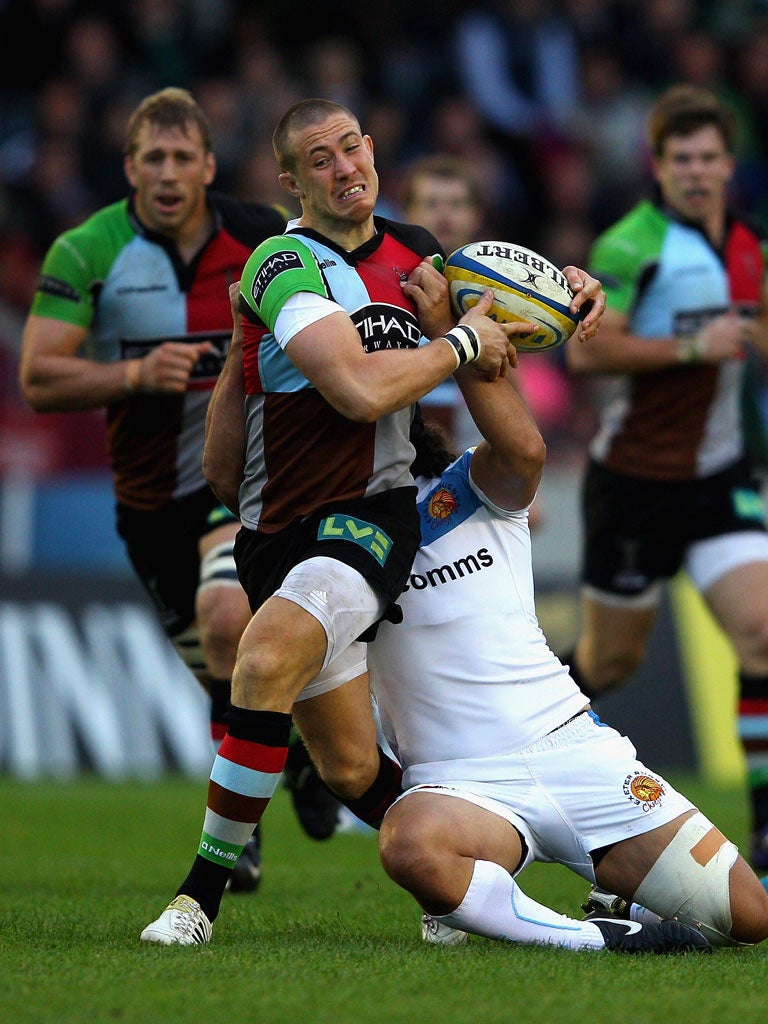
{"left": 590, "top": 200, "right": 668, "bottom": 274}
{"left": 378, "top": 218, "right": 443, "bottom": 259}
{"left": 43, "top": 198, "right": 133, "bottom": 272}
{"left": 731, "top": 210, "right": 768, "bottom": 244}
{"left": 593, "top": 200, "right": 666, "bottom": 249}
{"left": 240, "top": 232, "right": 327, "bottom": 322}
{"left": 242, "top": 231, "right": 317, "bottom": 284}
{"left": 209, "top": 191, "right": 288, "bottom": 246}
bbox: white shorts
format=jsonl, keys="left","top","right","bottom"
{"left": 394, "top": 711, "right": 694, "bottom": 883}
{"left": 685, "top": 530, "right": 768, "bottom": 592}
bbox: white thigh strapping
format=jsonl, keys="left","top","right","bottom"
{"left": 685, "top": 531, "right": 768, "bottom": 592}
{"left": 633, "top": 810, "right": 738, "bottom": 946}
{"left": 197, "top": 539, "right": 241, "bottom": 594}
{"left": 275, "top": 555, "right": 383, "bottom": 671}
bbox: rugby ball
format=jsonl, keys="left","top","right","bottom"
{"left": 444, "top": 241, "right": 580, "bottom": 352}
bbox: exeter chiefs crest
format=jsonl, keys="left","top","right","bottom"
{"left": 428, "top": 488, "right": 457, "bottom": 521}
{"left": 623, "top": 772, "right": 665, "bottom": 811}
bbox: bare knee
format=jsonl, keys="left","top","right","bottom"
{"left": 196, "top": 588, "right": 249, "bottom": 678}
{"left": 314, "top": 746, "right": 379, "bottom": 801}
{"left": 578, "top": 641, "right": 644, "bottom": 692}
{"left": 729, "top": 859, "right": 768, "bottom": 945}
{"left": 379, "top": 814, "right": 446, "bottom": 895}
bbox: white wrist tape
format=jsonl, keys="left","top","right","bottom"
{"left": 443, "top": 324, "right": 482, "bottom": 368}
{"left": 677, "top": 333, "right": 707, "bottom": 363}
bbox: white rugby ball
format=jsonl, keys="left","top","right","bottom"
{"left": 444, "top": 241, "right": 580, "bottom": 352}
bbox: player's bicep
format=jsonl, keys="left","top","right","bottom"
{"left": 20, "top": 315, "right": 89, "bottom": 395}
{"left": 22, "top": 314, "right": 89, "bottom": 360}
{"left": 469, "top": 443, "right": 539, "bottom": 512}
{"left": 284, "top": 310, "right": 369, "bottom": 408}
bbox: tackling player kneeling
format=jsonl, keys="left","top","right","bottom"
{"left": 368, "top": 290, "right": 768, "bottom": 954}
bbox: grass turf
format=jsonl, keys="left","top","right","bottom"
{"left": 0, "top": 775, "right": 765, "bottom": 1024}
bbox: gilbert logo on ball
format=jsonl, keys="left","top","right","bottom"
{"left": 444, "top": 241, "right": 580, "bottom": 352}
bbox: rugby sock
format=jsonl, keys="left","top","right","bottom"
{"left": 560, "top": 648, "right": 598, "bottom": 703}
{"left": 334, "top": 746, "right": 403, "bottom": 829}
{"left": 737, "top": 671, "right": 768, "bottom": 835}
{"left": 435, "top": 859, "right": 606, "bottom": 950}
{"left": 208, "top": 677, "right": 231, "bottom": 750}
{"left": 176, "top": 705, "right": 292, "bottom": 922}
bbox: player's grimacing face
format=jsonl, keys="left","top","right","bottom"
{"left": 282, "top": 114, "right": 378, "bottom": 229}
{"left": 124, "top": 122, "right": 215, "bottom": 237}
{"left": 653, "top": 125, "right": 735, "bottom": 224}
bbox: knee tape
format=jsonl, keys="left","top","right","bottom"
{"left": 634, "top": 811, "right": 738, "bottom": 946}
{"left": 172, "top": 623, "right": 207, "bottom": 674}
{"left": 197, "top": 540, "right": 240, "bottom": 595}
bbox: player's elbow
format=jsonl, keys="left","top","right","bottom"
{"left": 507, "top": 436, "right": 546, "bottom": 495}
{"left": 202, "top": 462, "right": 240, "bottom": 515}
{"left": 18, "top": 372, "right": 54, "bottom": 412}
{"left": 516, "top": 432, "right": 547, "bottom": 481}
{"left": 326, "top": 386, "right": 385, "bottom": 423}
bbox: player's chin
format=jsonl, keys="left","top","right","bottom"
{"left": 342, "top": 197, "right": 375, "bottom": 221}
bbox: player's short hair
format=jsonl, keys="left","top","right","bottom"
{"left": 647, "top": 84, "right": 736, "bottom": 156}
{"left": 272, "top": 98, "right": 361, "bottom": 173}
{"left": 401, "top": 154, "right": 484, "bottom": 212}
{"left": 124, "top": 87, "right": 212, "bottom": 156}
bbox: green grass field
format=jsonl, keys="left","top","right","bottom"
{"left": 1, "top": 775, "right": 765, "bottom": 1024}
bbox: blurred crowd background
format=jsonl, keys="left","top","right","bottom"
{"left": 3, "top": 0, "right": 768, "bottom": 478}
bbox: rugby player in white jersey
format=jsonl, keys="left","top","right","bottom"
{"left": 368, "top": 358, "right": 768, "bottom": 952}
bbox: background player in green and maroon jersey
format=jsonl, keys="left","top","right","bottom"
{"left": 19, "top": 87, "right": 334, "bottom": 890}
{"left": 561, "top": 84, "right": 768, "bottom": 872}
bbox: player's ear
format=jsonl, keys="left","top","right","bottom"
{"left": 204, "top": 151, "right": 216, "bottom": 187}
{"left": 364, "top": 134, "right": 374, "bottom": 163}
{"left": 124, "top": 154, "right": 137, "bottom": 188}
{"left": 279, "top": 171, "right": 301, "bottom": 198}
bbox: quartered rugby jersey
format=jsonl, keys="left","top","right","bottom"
{"left": 31, "top": 193, "right": 285, "bottom": 509}
{"left": 368, "top": 451, "right": 586, "bottom": 781}
{"left": 588, "top": 199, "right": 767, "bottom": 480}
{"left": 237, "top": 218, "right": 440, "bottom": 533}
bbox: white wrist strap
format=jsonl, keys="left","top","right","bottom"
{"left": 443, "top": 324, "right": 482, "bottom": 368}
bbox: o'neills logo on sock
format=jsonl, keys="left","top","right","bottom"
{"left": 199, "top": 832, "right": 240, "bottom": 865}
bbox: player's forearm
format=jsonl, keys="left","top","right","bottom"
{"left": 457, "top": 368, "right": 545, "bottom": 484}
{"left": 317, "top": 337, "right": 463, "bottom": 422}
{"left": 203, "top": 345, "right": 246, "bottom": 514}
{"left": 566, "top": 329, "right": 684, "bottom": 374}
{"left": 19, "top": 354, "right": 143, "bottom": 411}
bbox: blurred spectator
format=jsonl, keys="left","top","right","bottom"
{"left": 194, "top": 75, "right": 247, "bottom": 193}
{"left": 0, "top": 0, "right": 76, "bottom": 92}
{"left": 301, "top": 35, "right": 372, "bottom": 118}
{"left": 127, "top": 0, "right": 196, "bottom": 89}
{"left": 613, "top": 0, "right": 700, "bottom": 89}
{"left": 731, "top": 22, "right": 768, "bottom": 221}
{"left": 572, "top": 46, "right": 653, "bottom": 229}
{"left": 235, "top": 136, "right": 298, "bottom": 218}
{"left": 234, "top": 35, "right": 304, "bottom": 139}
{"left": 451, "top": 0, "right": 583, "bottom": 223}
{"left": 423, "top": 93, "right": 525, "bottom": 242}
